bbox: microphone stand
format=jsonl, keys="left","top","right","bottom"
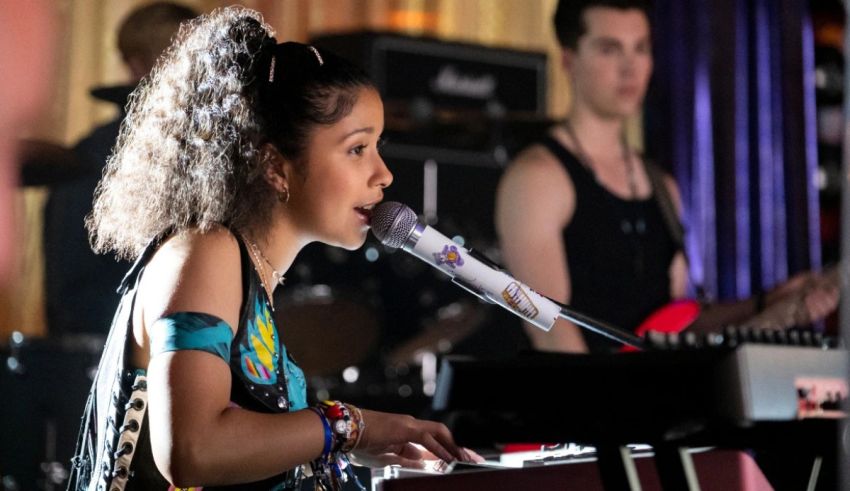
{"left": 462, "top": 248, "right": 647, "bottom": 351}
{"left": 554, "top": 300, "right": 646, "bottom": 350}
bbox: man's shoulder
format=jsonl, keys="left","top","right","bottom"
{"left": 506, "top": 140, "right": 570, "bottom": 185}
{"left": 511, "top": 125, "right": 571, "bottom": 169}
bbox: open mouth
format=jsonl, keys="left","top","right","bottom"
{"left": 355, "top": 205, "right": 374, "bottom": 224}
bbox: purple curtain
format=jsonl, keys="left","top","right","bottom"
{"left": 646, "top": 0, "right": 821, "bottom": 301}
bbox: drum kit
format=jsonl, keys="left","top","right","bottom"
{"left": 272, "top": 239, "right": 492, "bottom": 415}
{"left": 1, "top": 136, "right": 105, "bottom": 490}
{"left": 1, "top": 332, "right": 103, "bottom": 491}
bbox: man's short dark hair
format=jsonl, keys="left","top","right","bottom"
{"left": 118, "top": 2, "right": 198, "bottom": 70}
{"left": 553, "top": 0, "right": 651, "bottom": 49}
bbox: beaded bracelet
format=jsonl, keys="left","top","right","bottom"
{"left": 349, "top": 404, "right": 366, "bottom": 451}
{"left": 317, "top": 400, "right": 366, "bottom": 453}
{"left": 309, "top": 401, "right": 366, "bottom": 490}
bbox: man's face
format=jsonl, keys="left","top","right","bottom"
{"left": 564, "top": 7, "right": 652, "bottom": 119}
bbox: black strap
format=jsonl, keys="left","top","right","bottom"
{"left": 232, "top": 232, "right": 257, "bottom": 334}
{"left": 644, "top": 160, "right": 685, "bottom": 252}
{"left": 540, "top": 135, "right": 596, "bottom": 186}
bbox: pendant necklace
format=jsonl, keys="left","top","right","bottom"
{"left": 244, "top": 235, "right": 286, "bottom": 310}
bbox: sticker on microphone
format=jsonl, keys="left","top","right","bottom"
{"left": 433, "top": 244, "right": 465, "bottom": 269}
{"left": 502, "top": 282, "right": 540, "bottom": 319}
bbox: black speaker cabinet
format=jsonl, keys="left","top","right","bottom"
{"left": 311, "top": 31, "right": 547, "bottom": 116}
{"left": 379, "top": 156, "right": 502, "bottom": 247}
{"left": 311, "top": 31, "right": 551, "bottom": 168}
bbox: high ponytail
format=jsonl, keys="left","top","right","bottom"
{"left": 88, "top": 7, "right": 274, "bottom": 258}
{"left": 89, "top": 6, "right": 376, "bottom": 259}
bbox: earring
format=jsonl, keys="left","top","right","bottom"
{"left": 278, "top": 186, "right": 290, "bottom": 204}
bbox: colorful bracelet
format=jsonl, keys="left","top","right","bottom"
{"left": 350, "top": 404, "right": 366, "bottom": 450}
{"left": 309, "top": 401, "right": 366, "bottom": 490}
{"left": 316, "top": 400, "right": 365, "bottom": 453}
{"left": 309, "top": 407, "right": 333, "bottom": 457}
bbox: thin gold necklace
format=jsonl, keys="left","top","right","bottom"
{"left": 243, "top": 236, "right": 284, "bottom": 310}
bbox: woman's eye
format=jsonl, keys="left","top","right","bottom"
{"left": 350, "top": 144, "right": 366, "bottom": 156}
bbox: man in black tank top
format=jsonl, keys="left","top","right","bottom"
{"left": 495, "top": 0, "right": 688, "bottom": 353}
{"left": 495, "top": 0, "right": 837, "bottom": 353}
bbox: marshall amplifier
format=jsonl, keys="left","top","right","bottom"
{"left": 311, "top": 31, "right": 550, "bottom": 170}
{"left": 310, "top": 31, "right": 548, "bottom": 117}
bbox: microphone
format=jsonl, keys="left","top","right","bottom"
{"left": 370, "top": 201, "right": 559, "bottom": 332}
{"left": 370, "top": 202, "right": 646, "bottom": 349}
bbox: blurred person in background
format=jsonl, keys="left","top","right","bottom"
{"left": 495, "top": 0, "right": 838, "bottom": 353}
{"left": 43, "top": 2, "right": 198, "bottom": 336}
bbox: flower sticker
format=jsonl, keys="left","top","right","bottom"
{"left": 433, "top": 244, "right": 465, "bottom": 269}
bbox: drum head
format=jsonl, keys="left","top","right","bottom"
{"left": 274, "top": 285, "right": 380, "bottom": 377}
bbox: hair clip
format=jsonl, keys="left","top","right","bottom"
{"left": 308, "top": 46, "right": 324, "bottom": 66}
{"left": 268, "top": 55, "right": 276, "bottom": 83}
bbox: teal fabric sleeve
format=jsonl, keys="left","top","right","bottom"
{"left": 149, "top": 312, "right": 234, "bottom": 362}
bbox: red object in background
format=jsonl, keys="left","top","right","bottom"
{"left": 820, "top": 204, "right": 840, "bottom": 245}
{"left": 501, "top": 443, "right": 549, "bottom": 453}
{"left": 621, "top": 299, "right": 702, "bottom": 353}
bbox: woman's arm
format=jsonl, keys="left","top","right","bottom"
{"left": 138, "top": 228, "right": 322, "bottom": 485}
{"left": 137, "top": 228, "right": 464, "bottom": 487}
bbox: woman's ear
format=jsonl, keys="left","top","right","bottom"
{"left": 260, "top": 143, "right": 289, "bottom": 194}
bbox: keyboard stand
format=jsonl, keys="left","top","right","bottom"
{"left": 596, "top": 444, "right": 642, "bottom": 490}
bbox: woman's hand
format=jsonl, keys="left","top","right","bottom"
{"left": 349, "top": 442, "right": 429, "bottom": 469}
{"left": 350, "top": 443, "right": 483, "bottom": 471}
{"left": 351, "top": 409, "right": 468, "bottom": 467}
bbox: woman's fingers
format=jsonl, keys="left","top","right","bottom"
{"left": 414, "top": 422, "right": 464, "bottom": 463}
{"left": 425, "top": 435, "right": 455, "bottom": 463}
{"left": 354, "top": 408, "right": 467, "bottom": 465}
{"left": 350, "top": 449, "right": 426, "bottom": 469}
{"left": 432, "top": 423, "right": 468, "bottom": 462}
{"left": 396, "top": 442, "right": 425, "bottom": 461}
{"left": 464, "top": 447, "right": 486, "bottom": 463}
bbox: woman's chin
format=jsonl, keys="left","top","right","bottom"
{"left": 327, "top": 232, "right": 368, "bottom": 251}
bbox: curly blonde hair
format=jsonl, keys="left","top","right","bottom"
{"left": 88, "top": 6, "right": 373, "bottom": 259}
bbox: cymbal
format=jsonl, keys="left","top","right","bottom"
{"left": 385, "top": 299, "right": 488, "bottom": 366}
{"left": 273, "top": 285, "right": 381, "bottom": 377}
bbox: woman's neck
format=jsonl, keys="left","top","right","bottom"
{"left": 259, "top": 221, "right": 303, "bottom": 277}
{"left": 244, "top": 218, "right": 305, "bottom": 300}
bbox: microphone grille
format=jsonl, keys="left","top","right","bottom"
{"left": 370, "top": 201, "right": 418, "bottom": 248}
